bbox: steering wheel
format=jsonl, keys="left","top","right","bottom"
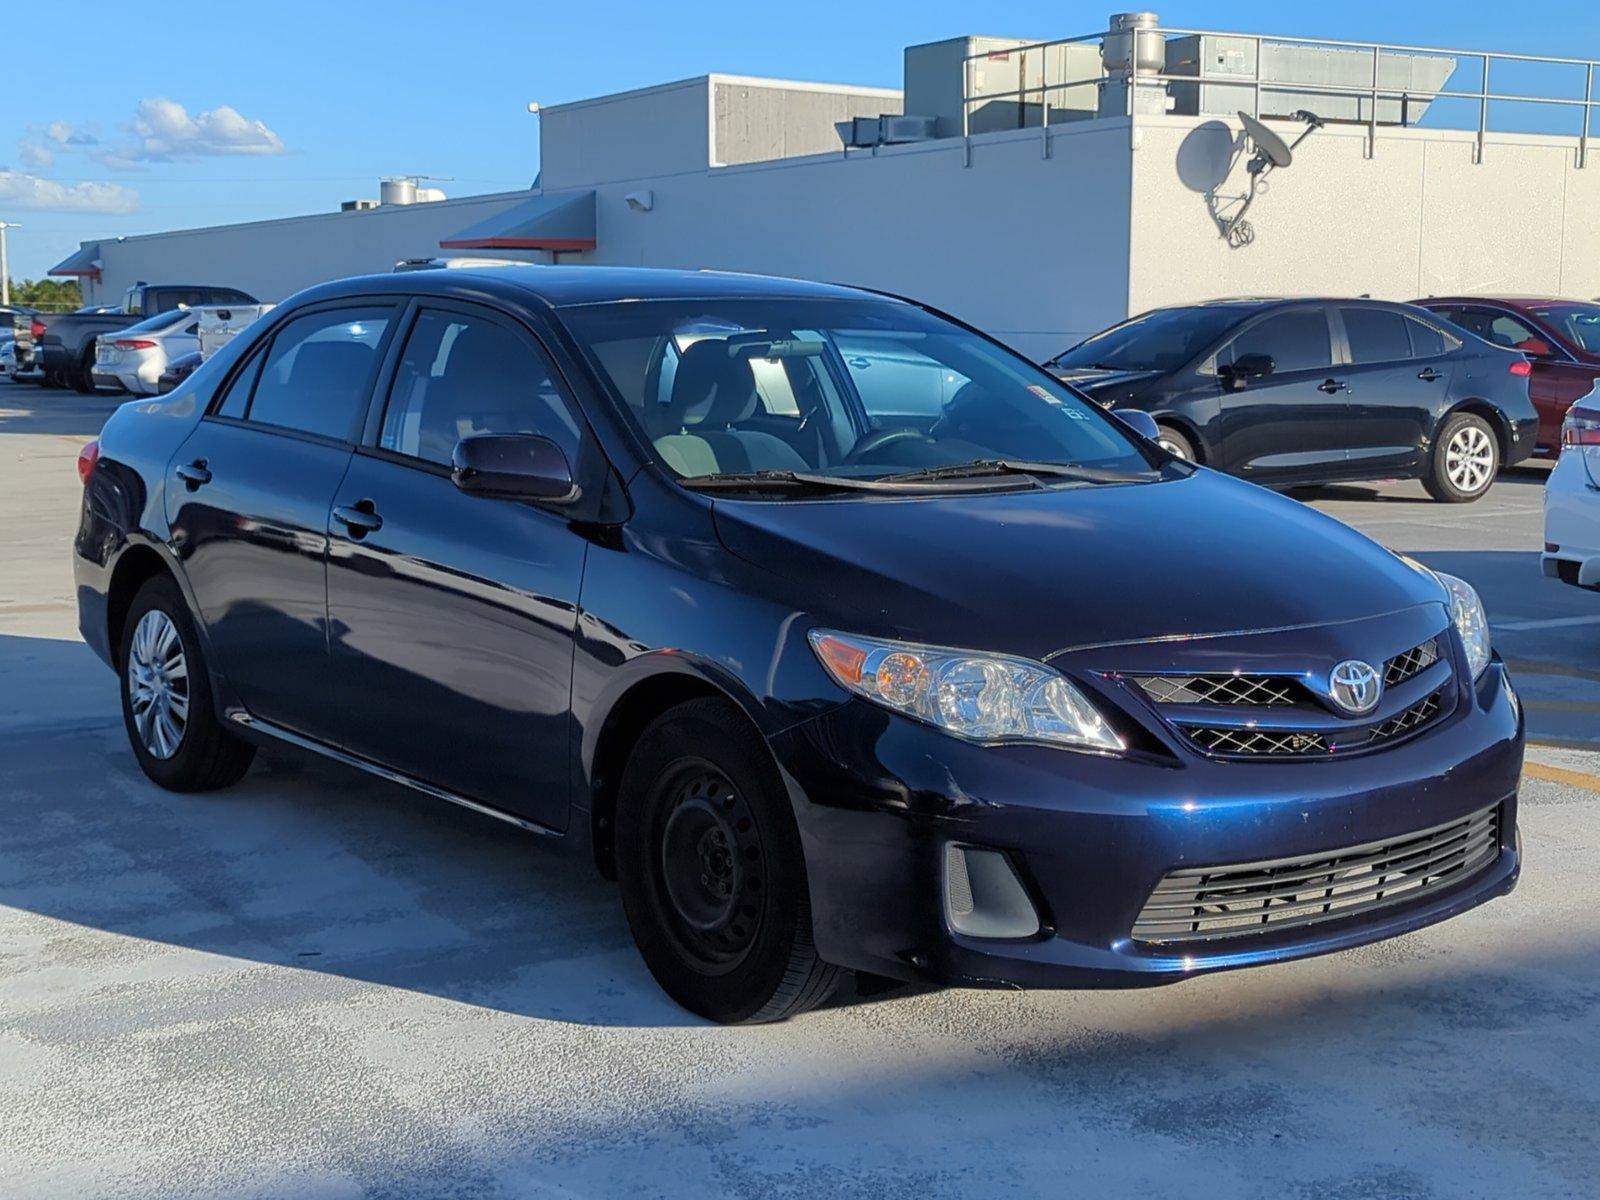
{"left": 844, "top": 426, "right": 936, "bottom": 463}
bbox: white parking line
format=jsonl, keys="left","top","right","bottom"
{"left": 1494, "top": 614, "right": 1600, "bottom": 631}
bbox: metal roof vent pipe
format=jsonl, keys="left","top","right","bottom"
{"left": 1101, "top": 11, "right": 1172, "bottom": 118}
{"left": 380, "top": 178, "right": 417, "bottom": 206}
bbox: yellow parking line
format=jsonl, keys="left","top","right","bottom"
{"left": 1523, "top": 761, "right": 1600, "bottom": 793}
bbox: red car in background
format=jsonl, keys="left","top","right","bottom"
{"left": 1414, "top": 297, "right": 1600, "bottom": 456}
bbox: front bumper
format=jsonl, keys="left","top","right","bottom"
{"left": 773, "top": 655, "right": 1523, "bottom": 990}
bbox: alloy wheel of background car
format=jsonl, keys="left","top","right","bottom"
{"left": 1156, "top": 426, "right": 1196, "bottom": 462}
{"left": 616, "top": 698, "right": 841, "bottom": 1024}
{"left": 1425, "top": 413, "right": 1499, "bottom": 503}
{"left": 118, "top": 575, "right": 256, "bottom": 792}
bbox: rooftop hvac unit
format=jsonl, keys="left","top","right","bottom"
{"left": 1165, "top": 36, "right": 1457, "bottom": 125}
{"left": 836, "top": 113, "right": 938, "bottom": 148}
{"left": 341, "top": 199, "right": 379, "bottom": 212}
{"left": 903, "top": 36, "right": 1106, "bottom": 139}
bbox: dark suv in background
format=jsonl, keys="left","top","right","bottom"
{"left": 1045, "top": 298, "right": 1538, "bottom": 502}
{"left": 1413, "top": 296, "right": 1600, "bottom": 456}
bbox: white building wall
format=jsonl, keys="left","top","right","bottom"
{"left": 84, "top": 191, "right": 529, "bottom": 306}
{"left": 576, "top": 122, "right": 1133, "bottom": 359}
{"left": 1128, "top": 116, "right": 1600, "bottom": 315}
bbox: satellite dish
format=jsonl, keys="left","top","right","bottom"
{"left": 1239, "top": 111, "right": 1294, "bottom": 170}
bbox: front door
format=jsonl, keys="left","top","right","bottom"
{"left": 168, "top": 302, "right": 397, "bottom": 735}
{"left": 1215, "top": 306, "right": 1353, "bottom": 484}
{"left": 323, "top": 303, "right": 590, "bottom": 831}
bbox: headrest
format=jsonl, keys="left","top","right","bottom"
{"left": 661, "top": 340, "right": 757, "bottom": 434}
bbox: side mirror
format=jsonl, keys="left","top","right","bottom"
{"left": 451, "top": 433, "right": 578, "bottom": 503}
{"left": 1111, "top": 409, "right": 1161, "bottom": 443}
{"left": 1226, "top": 352, "right": 1276, "bottom": 382}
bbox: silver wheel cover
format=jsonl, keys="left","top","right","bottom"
{"left": 1445, "top": 424, "right": 1495, "bottom": 494}
{"left": 126, "top": 610, "right": 189, "bottom": 760}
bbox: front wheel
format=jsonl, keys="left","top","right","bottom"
{"left": 616, "top": 698, "right": 841, "bottom": 1024}
{"left": 1155, "top": 425, "right": 1197, "bottom": 462}
{"left": 119, "top": 575, "right": 256, "bottom": 791}
{"left": 1425, "top": 413, "right": 1498, "bottom": 503}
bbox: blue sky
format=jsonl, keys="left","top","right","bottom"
{"left": 6, "top": 0, "right": 1599, "bottom": 279}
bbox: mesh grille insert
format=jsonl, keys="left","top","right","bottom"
{"left": 1385, "top": 638, "right": 1440, "bottom": 686}
{"left": 1180, "top": 691, "right": 1445, "bottom": 759}
{"left": 1132, "top": 804, "right": 1500, "bottom": 943}
{"left": 1136, "top": 674, "right": 1297, "bottom": 706}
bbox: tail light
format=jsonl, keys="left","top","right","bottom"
{"left": 30, "top": 319, "right": 46, "bottom": 339}
{"left": 77, "top": 439, "right": 101, "bottom": 485}
{"left": 1509, "top": 359, "right": 1533, "bottom": 378}
{"left": 1562, "top": 407, "right": 1600, "bottom": 448}
{"left": 112, "top": 339, "right": 157, "bottom": 351}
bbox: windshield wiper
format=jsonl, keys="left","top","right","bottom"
{"left": 880, "top": 459, "right": 1155, "bottom": 485}
{"left": 677, "top": 469, "right": 1035, "bottom": 495}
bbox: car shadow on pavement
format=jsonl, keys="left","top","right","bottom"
{"left": 0, "top": 634, "right": 920, "bottom": 1029}
{"left": 0, "top": 385, "right": 123, "bottom": 438}
{"left": 1290, "top": 462, "right": 1550, "bottom": 505}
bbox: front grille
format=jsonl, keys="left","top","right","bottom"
{"left": 1179, "top": 690, "right": 1445, "bottom": 759}
{"left": 1132, "top": 804, "right": 1500, "bottom": 944}
{"left": 1137, "top": 674, "right": 1296, "bottom": 706}
{"left": 1385, "top": 638, "right": 1439, "bottom": 686}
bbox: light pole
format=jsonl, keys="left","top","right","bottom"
{"left": 0, "top": 221, "right": 17, "bottom": 308}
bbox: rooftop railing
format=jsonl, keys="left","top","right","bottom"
{"left": 959, "top": 23, "right": 1599, "bottom": 168}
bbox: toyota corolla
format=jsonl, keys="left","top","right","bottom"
{"left": 75, "top": 266, "right": 1523, "bottom": 1023}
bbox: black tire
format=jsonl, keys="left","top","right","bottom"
{"left": 616, "top": 698, "right": 841, "bottom": 1024}
{"left": 1156, "top": 424, "right": 1197, "bottom": 462}
{"left": 71, "top": 346, "right": 98, "bottom": 394}
{"left": 118, "top": 574, "right": 255, "bottom": 792}
{"left": 1424, "top": 412, "right": 1499, "bottom": 503}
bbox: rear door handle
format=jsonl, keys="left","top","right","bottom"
{"left": 175, "top": 460, "right": 211, "bottom": 488}
{"left": 1317, "top": 379, "right": 1349, "bottom": 394}
{"left": 1418, "top": 368, "right": 1444, "bottom": 382}
{"left": 332, "top": 502, "right": 383, "bottom": 537}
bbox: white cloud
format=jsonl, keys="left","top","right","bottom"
{"left": 0, "top": 170, "right": 138, "bottom": 214}
{"left": 123, "top": 97, "right": 286, "bottom": 162}
{"left": 18, "top": 141, "right": 52, "bottom": 170}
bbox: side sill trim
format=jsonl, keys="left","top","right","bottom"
{"left": 227, "top": 710, "right": 563, "bottom": 839}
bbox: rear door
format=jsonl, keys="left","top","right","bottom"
{"left": 1214, "top": 306, "right": 1352, "bottom": 484}
{"left": 1333, "top": 304, "right": 1442, "bottom": 476}
{"left": 321, "top": 300, "right": 591, "bottom": 830}
{"left": 168, "top": 302, "right": 398, "bottom": 736}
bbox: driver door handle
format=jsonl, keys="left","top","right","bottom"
{"left": 1317, "top": 378, "right": 1350, "bottom": 394}
{"left": 1418, "top": 368, "right": 1443, "bottom": 382}
{"left": 332, "top": 501, "right": 383, "bottom": 537}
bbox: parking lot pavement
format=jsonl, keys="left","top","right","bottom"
{"left": 2, "top": 380, "right": 1598, "bottom": 1199}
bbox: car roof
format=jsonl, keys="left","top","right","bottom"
{"left": 1417, "top": 295, "right": 1594, "bottom": 309}
{"left": 290, "top": 264, "right": 888, "bottom": 311}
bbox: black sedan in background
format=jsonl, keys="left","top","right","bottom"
{"left": 1045, "top": 298, "right": 1538, "bottom": 502}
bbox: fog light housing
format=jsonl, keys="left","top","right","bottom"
{"left": 944, "top": 844, "right": 1041, "bottom": 939}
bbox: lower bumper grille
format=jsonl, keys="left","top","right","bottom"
{"left": 1132, "top": 804, "right": 1500, "bottom": 944}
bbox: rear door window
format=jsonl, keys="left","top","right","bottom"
{"left": 1404, "top": 315, "right": 1456, "bottom": 359}
{"left": 1229, "top": 309, "right": 1334, "bottom": 374}
{"left": 245, "top": 306, "right": 393, "bottom": 440}
{"left": 1341, "top": 307, "right": 1413, "bottom": 365}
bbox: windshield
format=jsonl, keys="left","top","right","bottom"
{"left": 561, "top": 298, "right": 1159, "bottom": 489}
{"left": 1048, "top": 306, "right": 1242, "bottom": 373}
{"left": 1528, "top": 303, "right": 1600, "bottom": 354}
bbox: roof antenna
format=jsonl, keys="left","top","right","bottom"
{"left": 1224, "top": 110, "right": 1323, "bottom": 248}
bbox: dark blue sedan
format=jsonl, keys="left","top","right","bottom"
{"left": 73, "top": 266, "right": 1523, "bottom": 1023}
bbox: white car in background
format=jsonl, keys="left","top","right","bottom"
{"left": 1544, "top": 385, "right": 1600, "bottom": 590}
{"left": 90, "top": 309, "right": 200, "bottom": 395}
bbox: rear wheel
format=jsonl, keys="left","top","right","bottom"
{"left": 119, "top": 575, "right": 255, "bottom": 791}
{"left": 70, "top": 345, "right": 98, "bottom": 394}
{"left": 1425, "top": 413, "right": 1498, "bottom": 503}
{"left": 616, "top": 698, "right": 841, "bottom": 1024}
{"left": 1155, "top": 425, "right": 1196, "bottom": 462}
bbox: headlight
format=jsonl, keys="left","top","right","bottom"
{"left": 808, "top": 629, "right": 1125, "bottom": 753}
{"left": 1435, "top": 571, "right": 1492, "bottom": 680}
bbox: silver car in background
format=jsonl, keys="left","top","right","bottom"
{"left": 90, "top": 310, "right": 200, "bottom": 395}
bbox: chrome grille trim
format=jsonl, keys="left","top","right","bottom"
{"left": 1385, "top": 638, "right": 1440, "bottom": 687}
{"left": 1131, "top": 805, "right": 1499, "bottom": 944}
{"left": 1179, "top": 691, "right": 1445, "bottom": 759}
{"left": 1136, "top": 674, "right": 1297, "bottom": 706}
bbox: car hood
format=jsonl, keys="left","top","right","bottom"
{"left": 1047, "top": 366, "right": 1165, "bottom": 405}
{"left": 711, "top": 470, "right": 1443, "bottom": 661}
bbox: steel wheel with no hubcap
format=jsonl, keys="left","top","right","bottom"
{"left": 1446, "top": 425, "right": 1494, "bottom": 494}
{"left": 126, "top": 610, "right": 189, "bottom": 759}
{"left": 656, "top": 763, "right": 768, "bottom": 974}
